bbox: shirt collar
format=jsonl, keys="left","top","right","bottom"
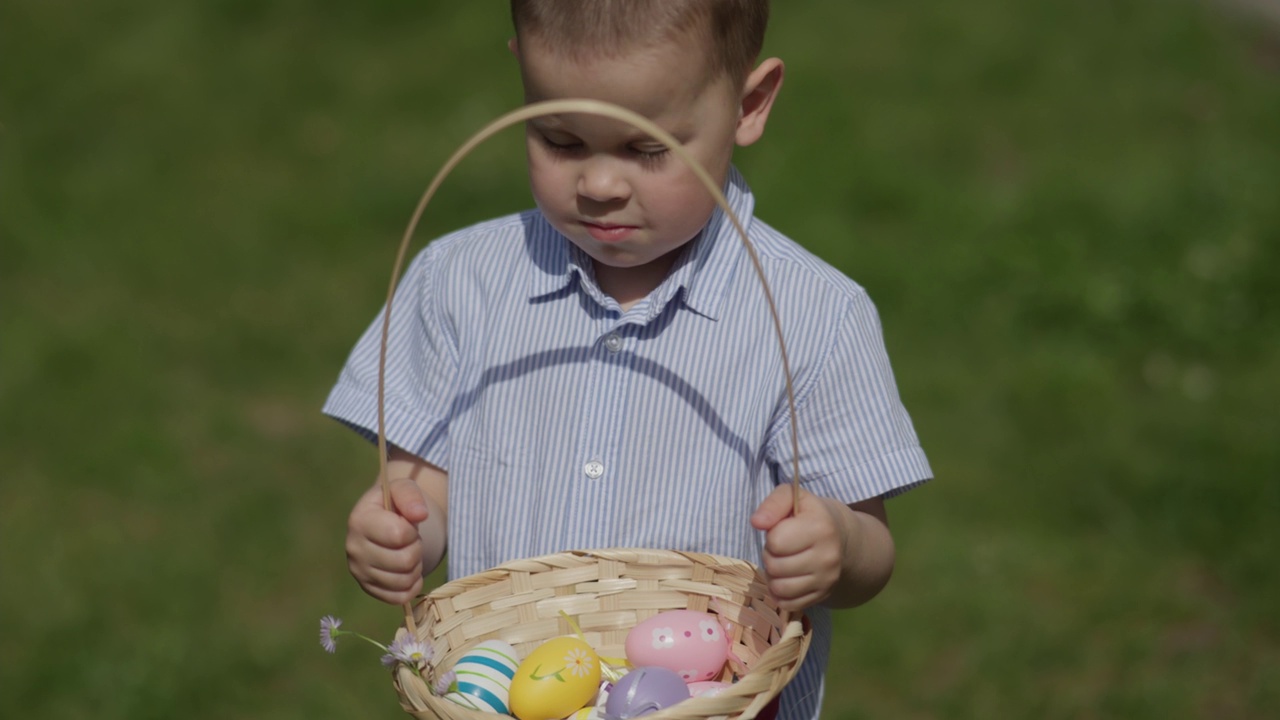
{"left": 526, "top": 165, "right": 756, "bottom": 322}
{"left": 673, "top": 165, "right": 754, "bottom": 321}
{"left": 526, "top": 212, "right": 579, "bottom": 300}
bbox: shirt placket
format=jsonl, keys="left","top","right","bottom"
{"left": 570, "top": 318, "right": 635, "bottom": 544}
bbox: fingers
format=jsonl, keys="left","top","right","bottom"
{"left": 765, "top": 583, "right": 825, "bottom": 611}
{"left": 352, "top": 479, "right": 428, "bottom": 545}
{"left": 761, "top": 541, "right": 835, "bottom": 610}
{"left": 346, "top": 526, "right": 423, "bottom": 573}
{"left": 388, "top": 477, "right": 430, "bottom": 525}
{"left": 758, "top": 493, "right": 843, "bottom": 610}
{"left": 350, "top": 506, "right": 421, "bottom": 550}
{"left": 750, "top": 485, "right": 801, "bottom": 531}
{"left": 347, "top": 482, "right": 428, "bottom": 605}
{"left": 352, "top": 564, "right": 424, "bottom": 605}
{"left": 346, "top": 525, "right": 425, "bottom": 604}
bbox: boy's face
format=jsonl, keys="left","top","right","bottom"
{"left": 516, "top": 35, "right": 743, "bottom": 274}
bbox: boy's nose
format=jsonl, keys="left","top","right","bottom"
{"left": 576, "top": 159, "right": 630, "bottom": 203}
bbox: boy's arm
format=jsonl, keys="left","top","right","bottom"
{"left": 345, "top": 446, "right": 448, "bottom": 604}
{"left": 751, "top": 489, "right": 895, "bottom": 611}
{"left": 825, "top": 496, "right": 895, "bottom": 608}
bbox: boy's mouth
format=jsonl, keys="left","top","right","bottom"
{"left": 582, "top": 221, "right": 637, "bottom": 243}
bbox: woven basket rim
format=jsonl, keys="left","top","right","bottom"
{"left": 395, "top": 547, "right": 813, "bottom": 720}
{"left": 421, "top": 548, "right": 761, "bottom": 589}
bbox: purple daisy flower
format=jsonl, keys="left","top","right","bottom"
{"left": 382, "top": 635, "right": 434, "bottom": 670}
{"left": 319, "top": 615, "right": 342, "bottom": 653}
{"left": 433, "top": 669, "right": 458, "bottom": 695}
{"left": 379, "top": 636, "right": 403, "bottom": 668}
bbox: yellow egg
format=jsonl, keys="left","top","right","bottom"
{"left": 509, "top": 637, "right": 602, "bottom": 720}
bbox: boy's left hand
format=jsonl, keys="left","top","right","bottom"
{"left": 750, "top": 486, "right": 849, "bottom": 611}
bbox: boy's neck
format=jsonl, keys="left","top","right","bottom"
{"left": 593, "top": 252, "right": 680, "bottom": 312}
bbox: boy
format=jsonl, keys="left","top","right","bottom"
{"left": 326, "top": 1, "right": 932, "bottom": 717}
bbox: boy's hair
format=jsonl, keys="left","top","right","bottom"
{"left": 510, "top": 0, "right": 769, "bottom": 88}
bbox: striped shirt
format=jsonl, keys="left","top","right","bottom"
{"left": 324, "top": 166, "right": 932, "bottom": 719}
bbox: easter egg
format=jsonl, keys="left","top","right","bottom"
{"left": 442, "top": 639, "right": 520, "bottom": 714}
{"left": 687, "top": 680, "right": 732, "bottom": 697}
{"left": 563, "top": 679, "right": 612, "bottom": 719}
{"left": 603, "top": 667, "right": 690, "bottom": 719}
{"left": 625, "top": 610, "right": 729, "bottom": 683}
{"left": 510, "top": 636, "right": 602, "bottom": 720}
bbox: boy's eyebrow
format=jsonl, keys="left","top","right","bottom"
{"left": 529, "top": 114, "right": 673, "bottom": 144}
{"left": 530, "top": 114, "right": 566, "bottom": 129}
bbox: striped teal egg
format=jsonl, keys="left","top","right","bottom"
{"left": 443, "top": 639, "right": 520, "bottom": 714}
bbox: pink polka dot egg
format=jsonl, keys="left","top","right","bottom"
{"left": 624, "top": 610, "right": 730, "bottom": 683}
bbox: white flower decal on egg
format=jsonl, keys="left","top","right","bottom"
{"left": 679, "top": 669, "right": 698, "bottom": 682}
{"left": 698, "top": 619, "right": 723, "bottom": 642}
{"left": 650, "top": 627, "right": 676, "bottom": 649}
{"left": 565, "top": 648, "right": 595, "bottom": 678}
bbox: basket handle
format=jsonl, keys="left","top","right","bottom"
{"left": 374, "top": 99, "right": 802, "bottom": 634}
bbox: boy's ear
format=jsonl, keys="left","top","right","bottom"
{"left": 735, "top": 57, "right": 784, "bottom": 147}
{"left": 508, "top": 36, "right": 519, "bottom": 56}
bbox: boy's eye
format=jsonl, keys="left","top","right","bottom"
{"left": 535, "top": 132, "right": 668, "bottom": 167}
{"left": 631, "top": 146, "right": 669, "bottom": 169}
{"left": 539, "top": 134, "right": 582, "bottom": 153}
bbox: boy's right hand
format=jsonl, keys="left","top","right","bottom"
{"left": 345, "top": 478, "right": 432, "bottom": 605}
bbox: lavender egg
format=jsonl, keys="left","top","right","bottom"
{"left": 603, "top": 667, "right": 691, "bottom": 719}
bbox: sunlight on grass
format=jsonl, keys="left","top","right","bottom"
{"left": 3, "top": 0, "right": 1277, "bottom": 718}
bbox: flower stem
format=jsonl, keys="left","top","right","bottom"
{"left": 335, "top": 628, "right": 388, "bottom": 652}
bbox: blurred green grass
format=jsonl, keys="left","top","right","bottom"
{"left": 2, "top": 0, "right": 1277, "bottom": 718}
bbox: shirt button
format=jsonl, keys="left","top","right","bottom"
{"left": 604, "top": 333, "right": 623, "bottom": 353}
{"left": 584, "top": 460, "right": 604, "bottom": 479}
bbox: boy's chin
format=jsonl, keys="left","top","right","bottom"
{"left": 577, "top": 247, "right": 647, "bottom": 269}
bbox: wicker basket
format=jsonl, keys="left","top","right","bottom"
{"left": 393, "top": 548, "right": 811, "bottom": 720}
{"left": 371, "top": 99, "right": 815, "bottom": 719}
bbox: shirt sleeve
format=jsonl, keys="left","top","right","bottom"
{"left": 768, "top": 290, "right": 933, "bottom": 502}
{"left": 321, "top": 247, "right": 460, "bottom": 469}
